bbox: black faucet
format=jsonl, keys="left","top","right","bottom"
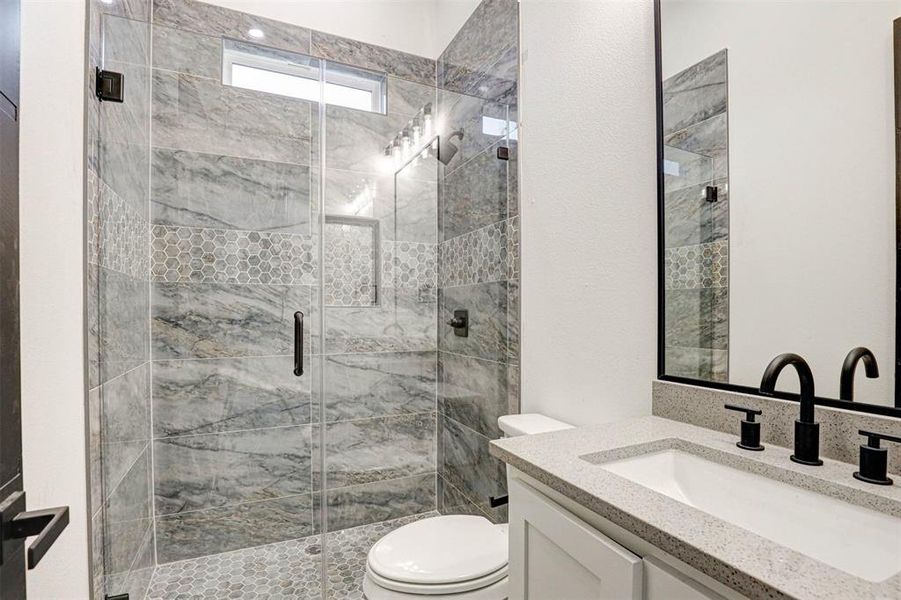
{"left": 759, "top": 353, "right": 823, "bottom": 466}
{"left": 839, "top": 347, "right": 879, "bottom": 401}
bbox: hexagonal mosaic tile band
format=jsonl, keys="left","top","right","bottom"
{"left": 145, "top": 512, "right": 437, "bottom": 600}
{"left": 664, "top": 239, "right": 728, "bottom": 290}
{"left": 325, "top": 221, "right": 378, "bottom": 307}
{"left": 439, "top": 216, "right": 518, "bottom": 288}
{"left": 151, "top": 224, "right": 316, "bottom": 286}
{"left": 382, "top": 241, "right": 437, "bottom": 290}
{"left": 324, "top": 231, "right": 438, "bottom": 306}
{"left": 88, "top": 169, "right": 150, "bottom": 280}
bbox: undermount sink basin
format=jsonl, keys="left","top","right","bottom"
{"left": 599, "top": 449, "right": 901, "bottom": 582}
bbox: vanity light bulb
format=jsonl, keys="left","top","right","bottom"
{"left": 248, "top": 28, "right": 265, "bottom": 39}
{"left": 423, "top": 113, "right": 433, "bottom": 138}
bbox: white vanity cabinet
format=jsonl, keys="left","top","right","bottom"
{"left": 508, "top": 477, "right": 733, "bottom": 600}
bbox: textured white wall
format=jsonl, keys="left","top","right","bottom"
{"left": 519, "top": 0, "right": 658, "bottom": 426}
{"left": 19, "top": 0, "right": 90, "bottom": 597}
{"left": 663, "top": 1, "right": 899, "bottom": 404}
{"left": 200, "top": 0, "right": 480, "bottom": 59}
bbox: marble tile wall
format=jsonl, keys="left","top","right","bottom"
{"left": 662, "top": 50, "right": 730, "bottom": 383}
{"left": 86, "top": 0, "right": 155, "bottom": 597}
{"left": 435, "top": 0, "right": 520, "bottom": 524}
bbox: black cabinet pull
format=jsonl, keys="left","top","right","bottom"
{"left": 294, "top": 311, "right": 304, "bottom": 377}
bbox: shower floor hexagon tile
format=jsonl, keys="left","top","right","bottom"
{"left": 145, "top": 512, "right": 437, "bottom": 599}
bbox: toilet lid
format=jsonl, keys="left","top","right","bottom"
{"left": 367, "top": 516, "right": 508, "bottom": 585}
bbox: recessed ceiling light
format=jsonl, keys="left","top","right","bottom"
{"left": 248, "top": 28, "right": 265, "bottom": 39}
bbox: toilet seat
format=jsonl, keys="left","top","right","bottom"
{"left": 364, "top": 515, "right": 509, "bottom": 598}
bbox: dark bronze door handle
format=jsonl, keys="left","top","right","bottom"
{"left": 0, "top": 491, "right": 69, "bottom": 569}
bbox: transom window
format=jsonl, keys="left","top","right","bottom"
{"left": 222, "top": 40, "right": 387, "bottom": 114}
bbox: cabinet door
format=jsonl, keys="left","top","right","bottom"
{"left": 643, "top": 557, "right": 726, "bottom": 600}
{"left": 508, "top": 478, "right": 642, "bottom": 599}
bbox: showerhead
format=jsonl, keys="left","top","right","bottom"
{"left": 437, "top": 130, "right": 464, "bottom": 166}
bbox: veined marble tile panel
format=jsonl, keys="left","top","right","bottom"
{"left": 507, "top": 279, "right": 520, "bottom": 364}
{"left": 324, "top": 286, "right": 436, "bottom": 354}
{"left": 311, "top": 30, "right": 435, "bottom": 86}
{"left": 90, "top": 508, "right": 104, "bottom": 600}
{"left": 152, "top": 71, "right": 313, "bottom": 164}
{"left": 102, "top": 13, "right": 150, "bottom": 67}
{"left": 438, "top": 352, "right": 509, "bottom": 439}
{"left": 322, "top": 473, "right": 436, "bottom": 531}
{"left": 324, "top": 105, "right": 412, "bottom": 173}
{"left": 152, "top": 0, "right": 311, "bottom": 54}
{"left": 665, "top": 286, "right": 729, "bottom": 350}
{"left": 95, "top": 0, "right": 150, "bottom": 22}
{"left": 100, "top": 361, "right": 151, "bottom": 488}
{"left": 104, "top": 448, "right": 153, "bottom": 583}
{"left": 438, "top": 0, "right": 518, "bottom": 98}
{"left": 387, "top": 76, "right": 437, "bottom": 118}
{"left": 664, "top": 239, "right": 728, "bottom": 290}
{"left": 664, "top": 112, "right": 728, "bottom": 181}
{"left": 107, "top": 526, "right": 155, "bottom": 600}
{"left": 152, "top": 24, "right": 222, "bottom": 80}
{"left": 152, "top": 148, "right": 312, "bottom": 234}
{"left": 440, "top": 141, "right": 510, "bottom": 241}
{"left": 88, "top": 387, "right": 102, "bottom": 515}
{"left": 99, "top": 60, "right": 151, "bottom": 216}
{"left": 664, "top": 346, "right": 728, "bottom": 383}
{"left": 664, "top": 178, "right": 729, "bottom": 248}
{"left": 663, "top": 49, "right": 727, "bottom": 137}
{"left": 438, "top": 219, "right": 509, "bottom": 288}
{"left": 322, "top": 351, "right": 436, "bottom": 422}
{"left": 438, "top": 415, "right": 506, "bottom": 517}
{"left": 392, "top": 174, "right": 438, "bottom": 243}
{"left": 154, "top": 424, "right": 313, "bottom": 515}
{"left": 151, "top": 225, "right": 316, "bottom": 286}
{"left": 437, "top": 473, "right": 504, "bottom": 524}
{"left": 438, "top": 282, "right": 508, "bottom": 362}
{"left": 440, "top": 42, "right": 518, "bottom": 111}
{"left": 152, "top": 356, "right": 311, "bottom": 437}
{"left": 99, "top": 265, "right": 150, "bottom": 383}
{"left": 320, "top": 412, "right": 436, "bottom": 488}
{"left": 154, "top": 493, "right": 314, "bottom": 563}
{"left": 151, "top": 282, "right": 312, "bottom": 359}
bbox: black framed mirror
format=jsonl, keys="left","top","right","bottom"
{"left": 655, "top": 0, "right": 901, "bottom": 418}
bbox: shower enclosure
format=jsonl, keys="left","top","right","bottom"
{"left": 85, "top": 0, "right": 520, "bottom": 597}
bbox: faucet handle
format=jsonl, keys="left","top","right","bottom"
{"left": 724, "top": 404, "right": 764, "bottom": 451}
{"left": 853, "top": 430, "right": 901, "bottom": 485}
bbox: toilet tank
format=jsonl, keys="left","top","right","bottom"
{"left": 497, "top": 414, "right": 574, "bottom": 437}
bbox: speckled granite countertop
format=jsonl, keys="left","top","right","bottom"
{"left": 490, "top": 416, "right": 901, "bottom": 600}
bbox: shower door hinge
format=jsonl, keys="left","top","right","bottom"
{"left": 496, "top": 146, "right": 510, "bottom": 160}
{"left": 95, "top": 68, "right": 124, "bottom": 103}
{"left": 705, "top": 185, "right": 719, "bottom": 203}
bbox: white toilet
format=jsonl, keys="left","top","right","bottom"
{"left": 362, "top": 414, "right": 573, "bottom": 599}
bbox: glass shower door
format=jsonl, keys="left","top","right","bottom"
{"left": 91, "top": 9, "right": 326, "bottom": 597}
{"left": 318, "top": 62, "right": 440, "bottom": 596}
